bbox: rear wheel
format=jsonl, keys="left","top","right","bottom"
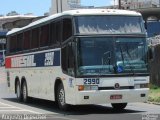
{"left": 16, "top": 81, "right": 22, "bottom": 102}
{"left": 111, "top": 103, "right": 127, "bottom": 110}
{"left": 57, "top": 83, "right": 69, "bottom": 111}
{"left": 22, "top": 81, "right": 28, "bottom": 103}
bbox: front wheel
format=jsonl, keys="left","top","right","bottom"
{"left": 57, "top": 83, "right": 69, "bottom": 111}
{"left": 111, "top": 103, "right": 127, "bottom": 110}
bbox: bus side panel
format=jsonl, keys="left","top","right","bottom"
{"left": 5, "top": 49, "right": 63, "bottom": 101}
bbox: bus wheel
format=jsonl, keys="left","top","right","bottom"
{"left": 16, "top": 81, "right": 22, "bottom": 102}
{"left": 111, "top": 103, "right": 127, "bottom": 110}
{"left": 22, "top": 81, "right": 28, "bottom": 103}
{"left": 57, "top": 83, "right": 69, "bottom": 111}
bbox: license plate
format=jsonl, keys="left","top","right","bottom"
{"left": 110, "top": 95, "right": 122, "bottom": 100}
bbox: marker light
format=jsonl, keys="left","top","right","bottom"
{"left": 78, "top": 85, "right": 84, "bottom": 91}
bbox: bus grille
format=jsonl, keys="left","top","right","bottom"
{"left": 98, "top": 86, "right": 134, "bottom": 90}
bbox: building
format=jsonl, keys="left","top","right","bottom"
{"left": 50, "top": 0, "right": 81, "bottom": 14}
{"left": 121, "top": 0, "right": 160, "bottom": 9}
{"left": 0, "top": 14, "right": 37, "bottom": 31}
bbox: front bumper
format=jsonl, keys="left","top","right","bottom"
{"left": 75, "top": 88, "right": 149, "bottom": 105}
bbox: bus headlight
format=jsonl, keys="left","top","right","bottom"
{"left": 78, "top": 85, "right": 98, "bottom": 91}
{"left": 134, "top": 83, "right": 149, "bottom": 89}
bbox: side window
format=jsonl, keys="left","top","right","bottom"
{"left": 10, "top": 35, "right": 17, "bottom": 53}
{"left": 24, "top": 30, "right": 31, "bottom": 50}
{"left": 50, "top": 22, "right": 57, "bottom": 45}
{"left": 62, "top": 41, "right": 75, "bottom": 76}
{"left": 50, "top": 21, "right": 61, "bottom": 46}
{"left": 40, "top": 24, "right": 49, "bottom": 47}
{"left": 62, "top": 46, "right": 68, "bottom": 72}
{"left": 62, "top": 18, "right": 72, "bottom": 42}
{"left": 31, "top": 28, "right": 39, "bottom": 49}
{"left": 17, "top": 33, "right": 23, "bottom": 51}
{"left": 56, "top": 21, "right": 61, "bottom": 45}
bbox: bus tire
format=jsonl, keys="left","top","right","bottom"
{"left": 22, "top": 81, "right": 28, "bottom": 103}
{"left": 111, "top": 103, "right": 127, "bottom": 110}
{"left": 16, "top": 81, "right": 22, "bottom": 102}
{"left": 57, "top": 83, "right": 69, "bottom": 111}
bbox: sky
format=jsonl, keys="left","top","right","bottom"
{"left": 0, "top": 0, "right": 113, "bottom": 16}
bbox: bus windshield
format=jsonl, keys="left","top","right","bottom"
{"left": 75, "top": 16, "right": 145, "bottom": 34}
{"left": 76, "top": 37, "right": 148, "bottom": 76}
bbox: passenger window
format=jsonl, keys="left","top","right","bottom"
{"left": 40, "top": 24, "right": 49, "bottom": 47}
{"left": 55, "top": 21, "right": 61, "bottom": 44}
{"left": 10, "top": 35, "right": 17, "bottom": 53}
{"left": 31, "top": 28, "right": 39, "bottom": 49}
{"left": 62, "top": 18, "right": 72, "bottom": 42}
{"left": 24, "top": 30, "right": 31, "bottom": 50}
{"left": 50, "top": 22, "right": 57, "bottom": 45}
{"left": 17, "top": 33, "right": 23, "bottom": 51}
{"left": 50, "top": 21, "right": 61, "bottom": 46}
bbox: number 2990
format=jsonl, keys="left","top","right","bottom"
{"left": 84, "top": 78, "right": 100, "bottom": 85}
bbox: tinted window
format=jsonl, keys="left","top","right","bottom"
{"left": 62, "top": 41, "right": 75, "bottom": 76}
{"left": 31, "top": 28, "right": 39, "bottom": 49}
{"left": 56, "top": 21, "right": 61, "bottom": 44}
{"left": 40, "top": 24, "right": 49, "bottom": 47}
{"left": 10, "top": 35, "right": 17, "bottom": 53}
{"left": 50, "top": 22, "right": 57, "bottom": 45}
{"left": 62, "top": 18, "right": 72, "bottom": 42}
{"left": 75, "top": 16, "right": 145, "bottom": 34}
{"left": 24, "top": 30, "right": 31, "bottom": 50}
{"left": 17, "top": 33, "right": 23, "bottom": 51}
{"left": 50, "top": 21, "right": 61, "bottom": 46}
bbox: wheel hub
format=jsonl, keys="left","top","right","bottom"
{"left": 59, "top": 89, "right": 65, "bottom": 106}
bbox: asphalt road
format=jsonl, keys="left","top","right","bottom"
{"left": 0, "top": 69, "right": 160, "bottom": 120}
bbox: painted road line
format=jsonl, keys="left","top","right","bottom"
{"left": 47, "top": 116, "right": 79, "bottom": 120}
{"left": 0, "top": 110, "right": 32, "bottom": 112}
{"left": 0, "top": 102, "right": 41, "bottom": 114}
{"left": 0, "top": 106, "right": 15, "bottom": 108}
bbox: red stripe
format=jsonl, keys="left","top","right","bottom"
{"left": 5, "top": 58, "right": 11, "bottom": 68}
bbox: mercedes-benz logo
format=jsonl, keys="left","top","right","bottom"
{"left": 114, "top": 83, "right": 120, "bottom": 89}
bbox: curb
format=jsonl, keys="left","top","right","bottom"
{"left": 147, "top": 101, "right": 160, "bottom": 105}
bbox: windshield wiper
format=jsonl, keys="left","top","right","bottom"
{"left": 125, "top": 44, "right": 135, "bottom": 75}
{"left": 100, "top": 51, "right": 112, "bottom": 75}
{"left": 119, "top": 46, "right": 125, "bottom": 65}
{"left": 102, "top": 51, "right": 111, "bottom": 65}
{"left": 119, "top": 45, "right": 134, "bottom": 75}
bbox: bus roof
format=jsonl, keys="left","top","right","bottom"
{"left": 7, "top": 9, "right": 142, "bottom": 36}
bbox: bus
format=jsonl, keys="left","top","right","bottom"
{"left": 5, "top": 9, "right": 150, "bottom": 111}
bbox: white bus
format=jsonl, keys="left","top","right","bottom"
{"left": 5, "top": 9, "right": 150, "bottom": 111}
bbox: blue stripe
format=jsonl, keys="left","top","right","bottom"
{"left": 34, "top": 50, "right": 60, "bottom": 67}
{"left": 10, "top": 50, "right": 61, "bottom": 68}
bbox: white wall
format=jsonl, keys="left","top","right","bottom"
{"left": 50, "top": 0, "right": 81, "bottom": 15}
